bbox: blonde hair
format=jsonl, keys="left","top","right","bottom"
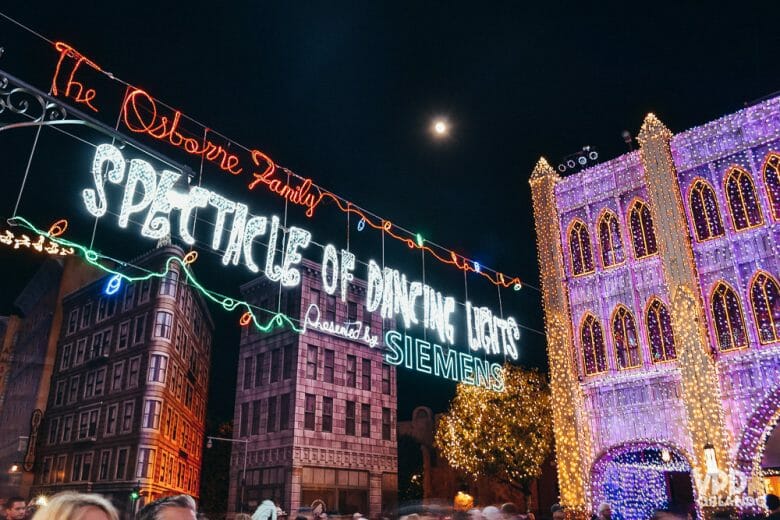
{"left": 32, "top": 492, "right": 119, "bottom": 520}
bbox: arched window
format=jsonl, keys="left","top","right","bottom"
{"left": 568, "top": 219, "right": 594, "bottom": 276}
{"left": 612, "top": 305, "right": 641, "bottom": 369}
{"left": 725, "top": 166, "right": 763, "bottom": 231}
{"left": 646, "top": 298, "right": 676, "bottom": 362}
{"left": 763, "top": 153, "right": 780, "bottom": 220}
{"left": 688, "top": 179, "right": 724, "bottom": 241}
{"left": 580, "top": 313, "right": 608, "bottom": 375}
{"left": 711, "top": 281, "right": 747, "bottom": 351}
{"left": 750, "top": 271, "right": 780, "bottom": 344}
{"left": 598, "top": 210, "right": 625, "bottom": 268}
{"left": 628, "top": 199, "right": 658, "bottom": 259}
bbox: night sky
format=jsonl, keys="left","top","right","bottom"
{"left": 0, "top": 2, "right": 778, "bottom": 426}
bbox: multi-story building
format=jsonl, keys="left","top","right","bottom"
{"left": 529, "top": 96, "right": 780, "bottom": 518}
{"left": 0, "top": 256, "right": 100, "bottom": 498}
{"left": 30, "top": 245, "right": 213, "bottom": 516}
{"left": 229, "top": 259, "right": 398, "bottom": 518}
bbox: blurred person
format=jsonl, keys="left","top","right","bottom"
{"left": 136, "top": 494, "right": 197, "bottom": 520}
{"left": 597, "top": 503, "right": 611, "bottom": 520}
{"left": 467, "top": 508, "right": 483, "bottom": 520}
{"left": 500, "top": 504, "right": 520, "bottom": 520}
{"left": 31, "top": 492, "right": 118, "bottom": 520}
{"left": 768, "top": 494, "right": 780, "bottom": 520}
{"left": 252, "top": 500, "right": 277, "bottom": 520}
{"left": 482, "top": 507, "right": 501, "bottom": 520}
{"left": 5, "top": 497, "right": 26, "bottom": 520}
{"left": 551, "top": 504, "right": 564, "bottom": 520}
{"left": 235, "top": 515, "right": 252, "bottom": 520}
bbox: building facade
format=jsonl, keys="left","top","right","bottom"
{"left": 228, "top": 260, "right": 398, "bottom": 518}
{"left": 530, "top": 96, "right": 780, "bottom": 518}
{"left": 0, "top": 256, "right": 101, "bottom": 498}
{"left": 30, "top": 245, "right": 213, "bottom": 516}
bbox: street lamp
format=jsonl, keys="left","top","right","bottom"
{"left": 207, "top": 435, "right": 249, "bottom": 513}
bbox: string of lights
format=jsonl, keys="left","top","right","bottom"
{"left": 9, "top": 215, "right": 302, "bottom": 335}
{"left": 28, "top": 27, "right": 530, "bottom": 291}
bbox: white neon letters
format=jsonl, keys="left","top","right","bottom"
{"left": 84, "top": 144, "right": 310, "bottom": 285}
{"left": 83, "top": 145, "right": 522, "bottom": 381}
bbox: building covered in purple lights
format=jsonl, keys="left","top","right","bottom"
{"left": 530, "top": 96, "right": 780, "bottom": 518}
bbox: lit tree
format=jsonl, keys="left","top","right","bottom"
{"left": 434, "top": 365, "right": 553, "bottom": 499}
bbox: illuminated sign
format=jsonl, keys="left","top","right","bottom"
{"left": 49, "top": 40, "right": 524, "bottom": 290}
{"left": 83, "top": 144, "right": 517, "bottom": 389}
{"left": 384, "top": 331, "right": 504, "bottom": 392}
{"left": 302, "top": 304, "right": 379, "bottom": 348}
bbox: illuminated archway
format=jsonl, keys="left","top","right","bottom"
{"left": 590, "top": 441, "right": 695, "bottom": 520}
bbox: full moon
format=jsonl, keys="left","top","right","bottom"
{"left": 432, "top": 119, "right": 449, "bottom": 137}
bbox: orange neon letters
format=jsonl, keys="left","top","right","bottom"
{"left": 51, "top": 42, "right": 102, "bottom": 112}
{"left": 121, "top": 89, "right": 244, "bottom": 175}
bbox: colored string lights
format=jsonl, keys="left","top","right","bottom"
{"left": 46, "top": 39, "right": 524, "bottom": 291}
{"left": 9, "top": 216, "right": 302, "bottom": 336}
{"left": 0, "top": 219, "right": 74, "bottom": 256}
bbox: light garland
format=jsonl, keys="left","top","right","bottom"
{"left": 0, "top": 220, "right": 74, "bottom": 256}
{"left": 9, "top": 215, "right": 302, "bottom": 335}
{"left": 529, "top": 157, "right": 591, "bottom": 512}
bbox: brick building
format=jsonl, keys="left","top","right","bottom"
{"left": 228, "top": 259, "right": 398, "bottom": 518}
{"left": 0, "top": 256, "right": 100, "bottom": 498}
{"left": 30, "top": 245, "right": 213, "bottom": 516}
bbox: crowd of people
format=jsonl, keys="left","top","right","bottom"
{"left": 0, "top": 493, "right": 198, "bottom": 520}
{"left": 0, "top": 494, "right": 778, "bottom": 520}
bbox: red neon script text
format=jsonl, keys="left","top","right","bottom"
{"left": 121, "top": 88, "right": 245, "bottom": 175}
{"left": 51, "top": 42, "right": 102, "bottom": 112}
{"left": 249, "top": 155, "right": 322, "bottom": 217}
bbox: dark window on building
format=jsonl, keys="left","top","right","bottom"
{"left": 115, "top": 448, "right": 128, "bottom": 480}
{"left": 279, "top": 393, "right": 290, "bottom": 430}
{"left": 251, "top": 400, "right": 261, "bottom": 435}
{"left": 306, "top": 345, "right": 318, "bottom": 379}
{"left": 133, "top": 314, "right": 146, "bottom": 344}
{"left": 282, "top": 345, "right": 293, "bottom": 380}
{"left": 361, "top": 359, "right": 371, "bottom": 391}
{"left": 325, "top": 295, "right": 336, "bottom": 322}
{"left": 270, "top": 348, "right": 281, "bottom": 383}
{"left": 361, "top": 404, "right": 371, "bottom": 438}
{"left": 240, "top": 402, "right": 249, "bottom": 437}
{"left": 346, "top": 355, "right": 357, "bottom": 388}
{"left": 382, "top": 364, "right": 391, "bottom": 394}
{"left": 345, "top": 401, "right": 356, "bottom": 436}
{"left": 322, "top": 396, "right": 333, "bottom": 433}
{"left": 243, "top": 357, "right": 254, "bottom": 390}
{"left": 348, "top": 301, "right": 358, "bottom": 322}
{"left": 267, "top": 395, "right": 277, "bottom": 433}
{"left": 154, "top": 311, "right": 173, "bottom": 339}
{"left": 304, "top": 394, "right": 316, "bottom": 430}
{"left": 81, "top": 303, "right": 92, "bottom": 329}
{"left": 382, "top": 408, "right": 392, "bottom": 440}
{"left": 159, "top": 269, "right": 179, "bottom": 297}
{"left": 323, "top": 349, "right": 335, "bottom": 384}
{"left": 255, "top": 353, "right": 265, "bottom": 387}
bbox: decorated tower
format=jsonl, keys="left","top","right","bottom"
{"left": 529, "top": 158, "right": 592, "bottom": 512}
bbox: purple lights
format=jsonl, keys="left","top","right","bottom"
{"left": 542, "top": 95, "right": 780, "bottom": 517}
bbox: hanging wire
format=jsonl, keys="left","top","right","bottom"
{"left": 0, "top": 8, "right": 531, "bottom": 292}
